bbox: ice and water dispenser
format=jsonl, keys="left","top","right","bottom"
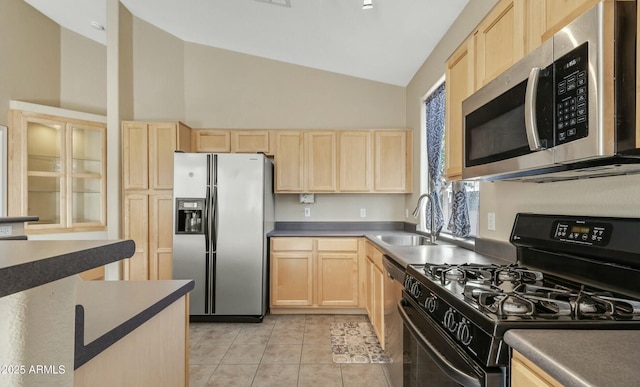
{"left": 175, "top": 198, "right": 204, "bottom": 234}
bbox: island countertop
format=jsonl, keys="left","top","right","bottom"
{"left": 505, "top": 329, "right": 640, "bottom": 386}
{"left": 0, "top": 239, "right": 135, "bottom": 298}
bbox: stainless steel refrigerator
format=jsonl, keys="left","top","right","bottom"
{"left": 172, "top": 152, "right": 274, "bottom": 322}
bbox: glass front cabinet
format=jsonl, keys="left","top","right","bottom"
{"left": 8, "top": 107, "right": 107, "bottom": 233}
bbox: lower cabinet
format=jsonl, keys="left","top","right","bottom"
{"left": 123, "top": 193, "right": 174, "bottom": 280}
{"left": 365, "top": 241, "right": 385, "bottom": 349}
{"left": 74, "top": 295, "right": 189, "bottom": 387}
{"left": 511, "top": 350, "right": 562, "bottom": 387}
{"left": 270, "top": 237, "right": 361, "bottom": 310}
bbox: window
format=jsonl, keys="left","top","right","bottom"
{"left": 422, "top": 80, "right": 479, "bottom": 238}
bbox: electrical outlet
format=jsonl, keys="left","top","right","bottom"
{"left": 405, "top": 209, "right": 409, "bottom": 218}
{"left": 0, "top": 225, "right": 11, "bottom": 237}
{"left": 488, "top": 212, "right": 496, "bottom": 231}
{"left": 304, "top": 207, "right": 311, "bottom": 218}
{"left": 360, "top": 208, "right": 366, "bottom": 218}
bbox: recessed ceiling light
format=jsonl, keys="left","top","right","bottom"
{"left": 254, "top": 0, "right": 291, "bottom": 7}
{"left": 363, "top": 0, "right": 373, "bottom": 10}
{"left": 90, "top": 21, "right": 105, "bottom": 31}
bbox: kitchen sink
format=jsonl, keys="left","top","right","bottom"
{"left": 374, "top": 234, "right": 435, "bottom": 246}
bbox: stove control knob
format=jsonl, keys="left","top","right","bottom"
{"left": 410, "top": 282, "right": 422, "bottom": 298}
{"left": 424, "top": 295, "right": 438, "bottom": 313}
{"left": 457, "top": 320, "right": 473, "bottom": 346}
{"left": 404, "top": 276, "right": 412, "bottom": 289}
{"left": 443, "top": 309, "right": 457, "bottom": 332}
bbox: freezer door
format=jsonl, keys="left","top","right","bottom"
{"left": 214, "top": 154, "right": 266, "bottom": 315}
{"left": 173, "top": 152, "right": 209, "bottom": 315}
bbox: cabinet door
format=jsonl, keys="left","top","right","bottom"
{"left": 374, "top": 130, "right": 410, "bottom": 192}
{"left": 69, "top": 122, "right": 106, "bottom": 228}
{"left": 275, "top": 131, "right": 304, "bottom": 192}
{"left": 445, "top": 40, "right": 474, "bottom": 181}
{"left": 364, "top": 257, "right": 374, "bottom": 319}
{"left": 511, "top": 351, "right": 563, "bottom": 387}
{"left": 317, "top": 252, "right": 359, "bottom": 307}
{"left": 149, "top": 194, "right": 174, "bottom": 280}
{"left": 474, "top": 0, "right": 526, "bottom": 88}
{"left": 231, "top": 130, "right": 270, "bottom": 154}
{"left": 270, "top": 251, "right": 314, "bottom": 307}
{"left": 528, "top": 0, "right": 599, "bottom": 52}
{"left": 371, "top": 259, "right": 385, "bottom": 348}
{"left": 193, "top": 130, "right": 231, "bottom": 152}
{"left": 123, "top": 194, "right": 149, "bottom": 280}
{"left": 305, "top": 131, "right": 337, "bottom": 192}
{"left": 338, "top": 131, "right": 372, "bottom": 192}
{"left": 122, "top": 122, "right": 149, "bottom": 190}
{"left": 149, "top": 123, "right": 178, "bottom": 190}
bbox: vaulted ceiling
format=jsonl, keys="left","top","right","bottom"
{"left": 25, "top": 0, "right": 469, "bottom": 86}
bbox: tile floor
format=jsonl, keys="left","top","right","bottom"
{"left": 189, "top": 314, "right": 392, "bottom": 387}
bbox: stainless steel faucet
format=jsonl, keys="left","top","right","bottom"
{"left": 412, "top": 193, "right": 437, "bottom": 244}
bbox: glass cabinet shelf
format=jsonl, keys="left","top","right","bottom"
{"left": 9, "top": 107, "right": 107, "bottom": 233}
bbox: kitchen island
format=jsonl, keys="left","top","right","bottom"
{"left": 0, "top": 239, "right": 194, "bottom": 387}
{"left": 505, "top": 329, "right": 640, "bottom": 386}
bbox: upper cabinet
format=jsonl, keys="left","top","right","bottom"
{"left": 374, "top": 130, "right": 412, "bottom": 192}
{"left": 473, "top": 0, "right": 526, "bottom": 88}
{"left": 8, "top": 107, "right": 106, "bottom": 234}
{"left": 192, "top": 129, "right": 273, "bottom": 155}
{"left": 338, "top": 131, "right": 373, "bottom": 192}
{"left": 275, "top": 129, "right": 411, "bottom": 193}
{"left": 527, "top": 0, "right": 600, "bottom": 52}
{"left": 123, "top": 121, "right": 192, "bottom": 191}
{"left": 445, "top": 40, "right": 474, "bottom": 181}
{"left": 274, "top": 130, "right": 337, "bottom": 193}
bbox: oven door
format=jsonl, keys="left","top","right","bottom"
{"left": 399, "top": 295, "right": 504, "bottom": 387}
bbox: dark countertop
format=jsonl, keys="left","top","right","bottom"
{"left": 0, "top": 239, "right": 135, "bottom": 298}
{"left": 74, "top": 279, "right": 194, "bottom": 369}
{"left": 0, "top": 216, "right": 39, "bottom": 223}
{"left": 505, "top": 329, "right": 640, "bottom": 386}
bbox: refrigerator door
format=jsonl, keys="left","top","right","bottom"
{"left": 173, "top": 152, "right": 210, "bottom": 315}
{"left": 214, "top": 153, "right": 266, "bottom": 315}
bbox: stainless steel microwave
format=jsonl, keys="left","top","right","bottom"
{"left": 462, "top": 0, "right": 640, "bottom": 182}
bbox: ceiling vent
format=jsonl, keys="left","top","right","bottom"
{"left": 254, "top": 0, "right": 291, "bottom": 7}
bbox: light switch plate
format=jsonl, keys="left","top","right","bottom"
{"left": 360, "top": 208, "right": 366, "bottom": 218}
{"left": 0, "top": 225, "right": 12, "bottom": 237}
{"left": 488, "top": 213, "right": 496, "bottom": 231}
{"left": 304, "top": 207, "right": 311, "bottom": 217}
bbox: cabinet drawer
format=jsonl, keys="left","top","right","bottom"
{"left": 317, "top": 238, "right": 359, "bottom": 252}
{"left": 371, "top": 246, "right": 384, "bottom": 270}
{"left": 271, "top": 237, "right": 314, "bottom": 251}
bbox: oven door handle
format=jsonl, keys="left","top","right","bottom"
{"left": 398, "top": 301, "right": 482, "bottom": 387}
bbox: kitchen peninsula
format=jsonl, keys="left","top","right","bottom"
{"left": 0, "top": 239, "right": 194, "bottom": 387}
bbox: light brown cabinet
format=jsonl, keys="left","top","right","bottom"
{"left": 274, "top": 131, "right": 337, "bottom": 192}
{"left": 374, "top": 130, "right": 412, "bottom": 192}
{"left": 192, "top": 129, "right": 272, "bottom": 154}
{"left": 121, "top": 121, "right": 191, "bottom": 280}
{"left": 338, "top": 130, "right": 373, "bottom": 192}
{"left": 8, "top": 108, "right": 107, "bottom": 234}
{"left": 365, "top": 241, "right": 385, "bottom": 348}
{"left": 511, "top": 350, "right": 563, "bottom": 387}
{"left": 473, "top": 0, "right": 526, "bottom": 88}
{"left": 270, "top": 237, "right": 361, "bottom": 310}
{"left": 527, "top": 0, "right": 600, "bottom": 52}
{"left": 445, "top": 40, "right": 474, "bottom": 181}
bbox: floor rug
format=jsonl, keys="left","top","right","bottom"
{"left": 330, "top": 322, "right": 391, "bottom": 364}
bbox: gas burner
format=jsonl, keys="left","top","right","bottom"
{"left": 425, "top": 263, "right": 544, "bottom": 287}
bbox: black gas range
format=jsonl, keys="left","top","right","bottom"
{"left": 401, "top": 213, "right": 640, "bottom": 383}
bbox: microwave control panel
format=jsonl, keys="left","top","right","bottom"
{"left": 555, "top": 43, "right": 589, "bottom": 145}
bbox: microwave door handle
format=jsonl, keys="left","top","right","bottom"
{"left": 525, "top": 67, "right": 545, "bottom": 151}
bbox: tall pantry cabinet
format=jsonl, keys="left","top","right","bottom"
{"left": 121, "top": 121, "right": 191, "bottom": 280}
